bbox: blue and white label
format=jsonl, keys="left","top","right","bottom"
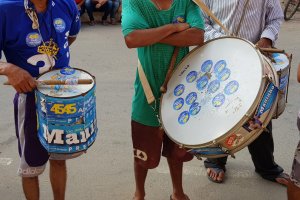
{"left": 201, "top": 60, "right": 213, "bottom": 72}
{"left": 212, "top": 93, "right": 225, "bottom": 107}
{"left": 256, "top": 82, "right": 278, "bottom": 117}
{"left": 60, "top": 67, "right": 76, "bottom": 75}
{"left": 185, "top": 92, "right": 197, "bottom": 105}
{"left": 196, "top": 75, "right": 209, "bottom": 91}
{"left": 178, "top": 111, "right": 190, "bottom": 125}
{"left": 174, "top": 84, "right": 185, "bottom": 96}
{"left": 53, "top": 18, "right": 66, "bottom": 33}
{"left": 173, "top": 98, "right": 184, "bottom": 110}
{"left": 217, "top": 68, "right": 231, "bottom": 81}
{"left": 224, "top": 80, "right": 239, "bottom": 95}
{"left": 207, "top": 80, "right": 220, "bottom": 94}
{"left": 189, "top": 102, "right": 201, "bottom": 116}
{"left": 214, "top": 60, "right": 226, "bottom": 74}
{"left": 279, "top": 75, "right": 288, "bottom": 90}
{"left": 186, "top": 71, "right": 197, "bottom": 83}
{"left": 26, "top": 32, "right": 42, "bottom": 47}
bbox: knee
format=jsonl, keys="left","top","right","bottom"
{"left": 50, "top": 160, "right": 66, "bottom": 168}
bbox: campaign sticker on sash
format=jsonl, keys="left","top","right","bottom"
{"left": 26, "top": 32, "right": 42, "bottom": 47}
{"left": 54, "top": 18, "right": 66, "bottom": 33}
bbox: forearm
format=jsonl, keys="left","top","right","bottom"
{"left": 124, "top": 24, "right": 177, "bottom": 48}
{"left": 0, "top": 61, "right": 14, "bottom": 76}
{"left": 160, "top": 28, "right": 204, "bottom": 47}
{"left": 68, "top": 36, "right": 77, "bottom": 46}
{"left": 297, "top": 63, "right": 300, "bottom": 83}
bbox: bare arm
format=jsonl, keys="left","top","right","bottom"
{"left": 68, "top": 36, "right": 77, "bottom": 46}
{"left": 0, "top": 61, "right": 37, "bottom": 93}
{"left": 159, "top": 28, "right": 204, "bottom": 47}
{"left": 124, "top": 23, "right": 189, "bottom": 48}
{"left": 297, "top": 63, "right": 300, "bottom": 83}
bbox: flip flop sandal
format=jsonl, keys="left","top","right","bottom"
{"left": 207, "top": 167, "right": 224, "bottom": 183}
{"left": 274, "top": 172, "right": 290, "bottom": 186}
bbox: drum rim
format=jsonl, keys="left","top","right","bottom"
{"left": 36, "top": 68, "right": 96, "bottom": 99}
{"left": 160, "top": 36, "right": 269, "bottom": 148}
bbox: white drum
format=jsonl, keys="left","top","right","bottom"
{"left": 160, "top": 37, "right": 279, "bottom": 158}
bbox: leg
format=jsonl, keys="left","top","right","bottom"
{"left": 102, "top": 1, "right": 112, "bottom": 23}
{"left": 49, "top": 160, "right": 67, "bottom": 200}
{"left": 288, "top": 139, "right": 300, "bottom": 199}
{"left": 84, "top": 0, "right": 95, "bottom": 22}
{"left": 133, "top": 161, "right": 148, "bottom": 200}
{"left": 204, "top": 157, "right": 227, "bottom": 183}
{"left": 167, "top": 158, "right": 186, "bottom": 200}
{"left": 22, "top": 177, "right": 39, "bottom": 200}
{"left": 288, "top": 181, "right": 300, "bottom": 200}
{"left": 247, "top": 121, "right": 287, "bottom": 184}
{"left": 110, "top": 1, "right": 120, "bottom": 24}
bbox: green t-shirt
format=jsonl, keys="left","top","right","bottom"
{"left": 122, "top": 0, "right": 204, "bottom": 127}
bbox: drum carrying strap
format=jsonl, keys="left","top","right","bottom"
{"left": 137, "top": 60, "right": 155, "bottom": 104}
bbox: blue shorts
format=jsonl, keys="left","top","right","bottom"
{"left": 14, "top": 92, "right": 82, "bottom": 177}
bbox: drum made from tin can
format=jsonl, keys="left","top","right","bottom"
{"left": 160, "top": 37, "right": 279, "bottom": 158}
{"left": 36, "top": 68, "right": 97, "bottom": 154}
{"left": 271, "top": 53, "right": 291, "bottom": 118}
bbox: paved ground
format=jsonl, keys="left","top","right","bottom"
{"left": 0, "top": 10, "right": 300, "bottom": 200}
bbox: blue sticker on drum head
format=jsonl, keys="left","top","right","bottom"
{"left": 173, "top": 98, "right": 184, "bottom": 110}
{"left": 186, "top": 92, "right": 197, "bottom": 105}
{"left": 217, "top": 68, "right": 231, "bottom": 81}
{"left": 274, "top": 58, "right": 284, "bottom": 65}
{"left": 178, "top": 111, "right": 190, "bottom": 125}
{"left": 272, "top": 53, "right": 280, "bottom": 58}
{"left": 196, "top": 75, "right": 209, "bottom": 91}
{"left": 186, "top": 71, "right": 197, "bottom": 83}
{"left": 212, "top": 93, "right": 225, "bottom": 107}
{"left": 207, "top": 80, "right": 220, "bottom": 94}
{"left": 214, "top": 60, "right": 226, "bottom": 74}
{"left": 224, "top": 81, "right": 239, "bottom": 95}
{"left": 60, "top": 67, "right": 76, "bottom": 75}
{"left": 201, "top": 60, "right": 213, "bottom": 72}
{"left": 189, "top": 102, "right": 201, "bottom": 116}
{"left": 174, "top": 84, "right": 185, "bottom": 96}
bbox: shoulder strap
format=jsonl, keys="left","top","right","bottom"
{"left": 137, "top": 60, "right": 155, "bottom": 104}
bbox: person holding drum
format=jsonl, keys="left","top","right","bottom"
{"left": 201, "top": 0, "right": 290, "bottom": 185}
{"left": 122, "top": 0, "right": 205, "bottom": 199}
{"left": 287, "top": 63, "right": 300, "bottom": 200}
{"left": 0, "top": 0, "right": 80, "bottom": 199}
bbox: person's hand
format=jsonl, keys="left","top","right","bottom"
{"left": 256, "top": 38, "right": 272, "bottom": 48}
{"left": 77, "top": 5, "right": 81, "bottom": 10}
{"left": 5, "top": 64, "right": 37, "bottom": 93}
{"left": 173, "top": 23, "right": 190, "bottom": 32}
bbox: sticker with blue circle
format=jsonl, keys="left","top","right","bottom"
{"left": 26, "top": 32, "right": 42, "bottom": 47}
{"left": 174, "top": 84, "right": 185, "bottom": 96}
{"left": 214, "top": 60, "right": 226, "bottom": 74}
{"left": 196, "top": 75, "right": 209, "bottom": 91}
{"left": 53, "top": 18, "right": 66, "bottom": 33}
{"left": 173, "top": 98, "right": 184, "bottom": 110}
{"left": 185, "top": 92, "right": 197, "bottom": 105}
{"left": 274, "top": 58, "right": 284, "bottom": 65}
{"left": 217, "top": 68, "right": 231, "bottom": 81}
{"left": 224, "top": 80, "right": 239, "bottom": 95}
{"left": 60, "top": 67, "right": 76, "bottom": 75}
{"left": 178, "top": 111, "right": 190, "bottom": 125}
{"left": 186, "top": 71, "right": 197, "bottom": 83}
{"left": 272, "top": 53, "right": 280, "bottom": 58}
{"left": 201, "top": 60, "right": 213, "bottom": 73}
{"left": 189, "top": 102, "right": 201, "bottom": 116}
{"left": 212, "top": 93, "right": 226, "bottom": 107}
{"left": 207, "top": 80, "right": 220, "bottom": 94}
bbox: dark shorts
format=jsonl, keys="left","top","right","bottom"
{"left": 131, "top": 120, "right": 193, "bottom": 169}
{"left": 14, "top": 93, "right": 82, "bottom": 177}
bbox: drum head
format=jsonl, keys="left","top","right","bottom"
{"left": 160, "top": 37, "right": 264, "bottom": 146}
{"left": 37, "top": 68, "right": 95, "bottom": 98}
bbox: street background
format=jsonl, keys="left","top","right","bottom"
{"left": 0, "top": 7, "right": 299, "bottom": 200}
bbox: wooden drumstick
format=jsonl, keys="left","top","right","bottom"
{"left": 160, "top": 47, "right": 180, "bottom": 93}
{"left": 192, "top": 0, "right": 231, "bottom": 36}
{"left": 4, "top": 79, "right": 93, "bottom": 85}
{"left": 259, "top": 47, "right": 285, "bottom": 53}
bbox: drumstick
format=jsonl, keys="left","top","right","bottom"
{"left": 259, "top": 47, "right": 285, "bottom": 53}
{"left": 160, "top": 47, "right": 180, "bottom": 93}
{"left": 4, "top": 79, "right": 93, "bottom": 86}
{"left": 192, "top": 0, "right": 231, "bottom": 36}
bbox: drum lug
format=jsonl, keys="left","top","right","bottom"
{"left": 230, "top": 153, "right": 236, "bottom": 159}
